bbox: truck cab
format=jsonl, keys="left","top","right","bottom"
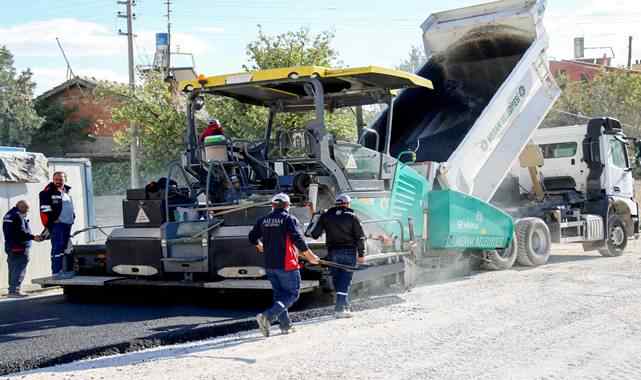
{"left": 506, "top": 118, "right": 640, "bottom": 257}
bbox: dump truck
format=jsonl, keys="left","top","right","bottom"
{"left": 493, "top": 119, "right": 640, "bottom": 264}
{"left": 35, "top": 0, "right": 632, "bottom": 297}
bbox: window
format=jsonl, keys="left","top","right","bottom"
{"left": 609, "top": 138, "right": 628, "bottom": 169}
{"left": 540, "top": 142, "right": 578, "bottom": 159}
{"left": 333, "top": 143, "right": 383, "bottom": 180}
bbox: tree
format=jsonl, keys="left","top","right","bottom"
{"left": 206, "top": 26, "right": 356, "bottom": 142}
{"left": 30, "top": 99, "right": 94, "bottom": 156}
{"left": 397, "top": 46, "right": 427, "bottom": 73}
{"left": 96, "top": 71, "right": 187, "bottom": 177}
{"left": 244, "top": 26, "right": 340, "bottom": 70}
{"left": 101, "top": 26, "right": 359, "bottom": 182}
{"left": 0, "top": 46, "right": 42, "bottom": 146}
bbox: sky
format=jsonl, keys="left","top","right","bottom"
{"left": 2, "top": 0, "right": 641, "bottom": 95}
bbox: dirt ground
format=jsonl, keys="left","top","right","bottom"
{"left": 12, "top": 239, "right": 641, "bottom": 380}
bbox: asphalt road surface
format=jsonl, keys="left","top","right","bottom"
{"left": 0, "top": 289, "right": 267, "bottom": 376}
{"left": 0, "top": 286, "right": 402, "bottom": 376}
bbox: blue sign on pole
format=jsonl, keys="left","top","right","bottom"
{"left": 156, "top": 33, "right": 169, "bottom": 48}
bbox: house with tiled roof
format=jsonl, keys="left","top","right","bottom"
{"left": 34, "top": 76, "right": 129, "bottom": 160}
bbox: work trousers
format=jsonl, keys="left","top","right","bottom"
{"left": 6, "top": 250, "right": 29, "bottom": 293}
{"left": 329, "top": 248, "right": 357, "bottom": 312}
{"left": 51, "top": 223, "right": 72, "bottom": 274}
{"left": 264, "top": 269, "right": 301, "bottom": 330}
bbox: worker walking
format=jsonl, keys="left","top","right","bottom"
{"left": 308, "top": 194, "right": 366, "bottom": 318}
{"left": 249, "top": 193, "right": 319, "bottom": 336}
{"left": 3, "top": 201, "right": 42, "bottom": 297}
{"left": 39, "top": 171, "right": 75, "bottom": 276}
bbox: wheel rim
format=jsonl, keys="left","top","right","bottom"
{"left": 531, "top": 228, "right": 548, "bottom": 256}
{"left": 609, "top": 225, "right": 626, "bottom": 249}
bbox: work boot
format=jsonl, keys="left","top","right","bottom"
{"left": 280, "top": 326, "right": 296, "bottom": 335}
{"left": 335, "top": 310, "right": 353, "bottom": 319}
{"left": 256, "top": 313, "right": 271, "bottom": 337}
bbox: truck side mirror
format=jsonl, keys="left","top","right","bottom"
{"left": 358, "top": 128, "right": 380, "bottom": 151}
{"left": 635, "top": 141, "right": 641, "bottom": 166}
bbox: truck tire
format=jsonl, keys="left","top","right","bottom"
{"left": 599, "top": 215, "right": 628, "bottom": 257}
{"left": 515, "top": 218, "right": 551, "bottom": 267}
{"left": 482, "top": 233, "right": 517, "bottom": 270}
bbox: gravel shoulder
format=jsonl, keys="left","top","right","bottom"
{"left": 9, "top": 240, "right": 641, "bottom": 380}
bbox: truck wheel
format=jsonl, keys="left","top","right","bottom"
{"left": 516, "top": 218, "right": 551, "bottom": 266}
{"left": 599, "top": 215, "right": 628, "bottom": 257}
{"left": 482, "top": 234, "right": 517, "bottom": 270}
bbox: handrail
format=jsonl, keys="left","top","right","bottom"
{"left": 361, "top": 218, "right": 405, "bottom": 243}
{"left": 164, "top": 161, "right": 197, "bottom": 221}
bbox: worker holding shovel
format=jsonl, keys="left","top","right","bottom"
{"left": 249, "top": 193, "right": 319, "bottom": 337}
{"left": 307, "top": 194, "right": 366, "bottom": 318}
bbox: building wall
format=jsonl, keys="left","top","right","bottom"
{"left": 551, "top": 60, "right": 641, "bottom": 83}
{"left": 550, "top": 61, "right": 602, "bottom": 82}
{"left": 57, "top": 86, "right": 127, "bottom": 137}
{"left": 43, "top": 86, "right": 129, "bottom": 157}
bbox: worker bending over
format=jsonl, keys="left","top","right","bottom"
{"left": 308, "top": 194, "right": 366, "bottom": 318}
{"left": 249, "top": 193, "right": 319, "bottom": 336}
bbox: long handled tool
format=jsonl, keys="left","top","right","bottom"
{"left": 299, "top": 254, "right": 368, "bottom": 272}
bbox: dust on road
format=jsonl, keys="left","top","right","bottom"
{"left": 10, "top": 240, "right": 641, "bottom": 380}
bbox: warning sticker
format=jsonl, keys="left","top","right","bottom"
{"left": 135, "top": 207, "right": 151, "bottom": 224}
{"left": 345, "top": 154, "right": 358, "bottom": 170}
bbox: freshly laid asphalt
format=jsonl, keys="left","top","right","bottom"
{"left": 0, "top": 287, "right": 403, "bottom": 376}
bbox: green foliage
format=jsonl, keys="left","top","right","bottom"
{"left": 103, "top": 26, "right": 359, "bottom": 182}
{"left": 0, "top": 46, "right": 42, "bottom": 146}
{"left": 542, "top": 70, "right": 641, "bottom": 178}
{"left": 30, "top": 99, "right": 94, "bottom": 155}
{"left": 397, "top": 46, "right": 427, "bottom": 73}
{"left": 92, "top": 161, "right": 130, "bottom": 196}
{"left": 244, "top": 26, "right": 339, "bottom": 70}
{"left": 96, "top": 71, "right": 186, "bottom": 176}
{"left": 205, "top": 26, "right": 356, "bottom": 142}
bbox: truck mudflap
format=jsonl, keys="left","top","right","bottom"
{"left": 428, "top": 190, "right": 514, "bottom": 250}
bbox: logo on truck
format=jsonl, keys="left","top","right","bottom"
{"left": 480, "top": 85, "right": 528, "bottom": 152}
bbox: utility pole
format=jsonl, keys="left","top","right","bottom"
{"left": 165, "top": 0, "right": 172, "bottom": 78}
{"left": 118, "top": 0, "right": 139, "bottom": 188}
{"left": 628, "top": 36, "right": 633, "bottom": 70}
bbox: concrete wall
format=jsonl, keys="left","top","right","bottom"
{"left": 0, "top": 158, "right": 93, "bottom": 294}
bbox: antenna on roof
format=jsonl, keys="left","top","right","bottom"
{"left": 56, "top": 37, "right": 76, "bottom": 80}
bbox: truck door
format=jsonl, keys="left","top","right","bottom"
{"left": 604, "top": 135, "right": 634, "bottom": 199}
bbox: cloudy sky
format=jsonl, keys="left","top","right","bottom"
{"left": 2, "top": 0, "right": 640, "bottom": 94}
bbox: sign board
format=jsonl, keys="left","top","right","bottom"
{"left": 156, "top": 33, "right": 169, "bottom": 48}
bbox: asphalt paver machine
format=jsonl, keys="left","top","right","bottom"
{"left": 35, "top": 65, "right": 517, "bottom": 295}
